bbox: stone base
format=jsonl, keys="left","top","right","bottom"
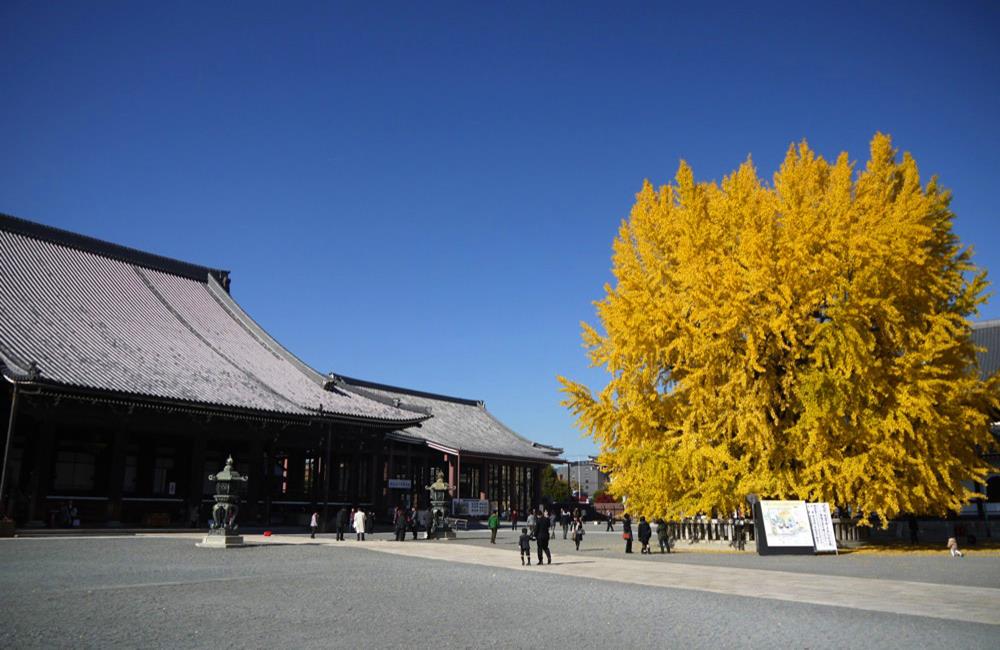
{"left": 427, "top": 529, "right": 457, "bottom": 540}
{"left": 196, "top": 534, "right": 245, "bottom": 548}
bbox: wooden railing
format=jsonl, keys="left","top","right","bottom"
{"left": 656, "top": 516, "right": 869, "bottom": 548}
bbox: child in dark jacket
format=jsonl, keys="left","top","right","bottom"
{"left": 519, "top": 528, "right": 532, "bottom": 565}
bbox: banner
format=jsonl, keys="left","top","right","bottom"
{"left": 387, "top": 479, "right": 411, "bottom": 489}
{"left": 759, "top": 500, "right": 814, "bottom": 547}
{"left": 806, "top": 502, "right": 838, "bottom": 553}
{"left": 451, "top": 498, "right": 489, "bottom": 516}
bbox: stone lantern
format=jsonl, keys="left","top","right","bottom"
{"left": 197, "top": 455, "right": 249, "bottom": 548}
{"left": 425, "top": 469, "right": 456, "bottom": 540}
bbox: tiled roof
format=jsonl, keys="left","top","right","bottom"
{"left": 972, "top": 320, "right": 1000, "bottom": 380}
{"left": 336, "top": 375, "right": 564, "bottom": 462}
{"left": 0, "top": 213, "right": 427, "bottom": 425}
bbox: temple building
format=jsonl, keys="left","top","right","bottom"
{"left": 0, "top": 213, "right": 561, "bottom": 528}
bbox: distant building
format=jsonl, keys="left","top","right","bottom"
{"left": 555, "top": 458, "right": 608, "bottom": 498}
{"left": 968, "top": 320, "right": 1000, "bottom": 515}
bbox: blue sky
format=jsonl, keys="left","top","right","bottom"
{"left": 2, "top": 2, "right": 998, "bottom": 458}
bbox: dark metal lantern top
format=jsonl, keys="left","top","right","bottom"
{"left": 208, "top": 455, "right": 248, "bottom": 496}
{"left": 427, "top": 469, "right": 450, "bottom": 502}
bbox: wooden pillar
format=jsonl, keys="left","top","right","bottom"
{"left": 27, "top": 421, "right": 55, "bottom": 526}
{"left": 244, "top": 437, "right": 264, "bottom": 523}
{"left": 321, "top": 428, "right": 331, "bottom": 532}
{"left": 135, "top": 436, "right": 154, "bottom": 499}
{"left": 406, "top": 448, "right": 413, "bottom": 507}
{"left": 369, "top": 450, "right": 379, "bottom": 509}
{"left": 533, "top": 464, "right": 542, "bottom": 510}
{"left": 350, "top": 451, "right": 359, "bottom": 505}
{"left": 386, "top": 442, "right": 395, "bottom": 506}
{"left": 104, "top": 429, "right": 130, "bottom": 525}
{"left": 264, "top": 444, "right": 274, "bottom": 526}
{"left": 186, "top": 435, "right": 206, "bottom": 528}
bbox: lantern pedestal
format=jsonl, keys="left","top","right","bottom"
{"left": 196, "top": 455, "right": 249, "bottom": 550}
{"left": 197, "top": 532, "right": 245, "bottom": 548}
{"left": 425, "top": 469, "right": 456, "bottom": 540}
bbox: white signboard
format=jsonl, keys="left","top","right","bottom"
{"left": 759, "top": 500, "right": 814, "bottom": 547}
{"left": 387, "top": 479, "right": 411, "bottom": 489}
{"left": 806, "top": 502, "right": 838, "bottom": 553}
{"left": 451, "top": 498, "right": 489, "bottom": 517}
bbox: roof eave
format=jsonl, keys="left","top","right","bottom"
{"left": 6, "top": 376, "right": 430, "bottom": 429}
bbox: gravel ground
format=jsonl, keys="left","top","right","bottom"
{"left": 447, "top": 528, "right": 1000, "bottom": 589}
{"left": 0, "top": 537, "right": 997, "bottom": 649}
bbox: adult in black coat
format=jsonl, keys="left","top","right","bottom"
{"left": 534, "top": 509, "right": 552, "bottom": 565}
{"left": 637, "top": 516, "right": 652, "bottom": 554}
{"left": 393, "top": 506, "right": 407, "bottom": 541}
{"left": 622, "top": 514, "right": 633, "bottom": 554}
{"left": 334, "top": 507, "right": 347, "bottom": 541}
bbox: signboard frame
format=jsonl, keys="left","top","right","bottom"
{"left": 451, "top": 498, "right": 490, "bottom": 517}
{"left": 754, "top": 500, "right": 817, "bottom": 556}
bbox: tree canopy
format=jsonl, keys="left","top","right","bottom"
{"left": 541, "top": 464, "right": 572, "bottom": 502}
{"left": 559, "top": 134, "right": 998, "bottom": 526}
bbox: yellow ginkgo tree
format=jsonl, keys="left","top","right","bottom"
{"left": 559, "top": 134, "right": 999, "bottom": 526}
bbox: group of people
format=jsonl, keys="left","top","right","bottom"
{"left": 54, "top": 500, "right": 79, "bottom": 528}
{"left": 621, "top": 514, "right": 672, "bottom": 554}
{"left": 308, "top": 506, "right": 377, "bottom": 541}
{"left": 488, "top": 506, "right": 589, "bottom": 563}
{"left": 519, "top": 507, "right": 552, "bottom": 565}
{"left": 392, "top": 505, "right": 429, "bottom": 541}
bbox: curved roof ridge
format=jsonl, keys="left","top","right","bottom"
{"left": 336, "top": 375, "right": 564, "bottom": 461}
{"left": 475, "top": 402, "right": 563, "bottom": 455}
{"left": 205, "top": 276, "right": 327, "bottom": 385}
{"left": 134, "top": 266, "right": 305, "bottom": 413}
{"left": 0, "top": 211, "right": 229, "bottom": 285}
{"left": 334, "top": 374, "right": 483, "bottom": 406}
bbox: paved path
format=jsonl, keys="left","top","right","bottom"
{"left": 6, "top": 536, "right": 998, "bottom": 649}
{"left": 232, "top": 534, "right": 999, "bottom": 625}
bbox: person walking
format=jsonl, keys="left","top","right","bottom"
{"left": 561, "top": 509, "right": 570, "bottom": 540}
{"left": 394, "top": 506, "right": 407, "bottom": 541}
{"left": 527, "top": 510, "right": 537, "bottom": 540}
{"left": 310, "top": 511, "right": 319, "bottom": 539}
{"left": 511, "top": 509, "right": 519, "bottom": 531}
{"left": 606, "top": 512, "right": 615, "bottom": 532}
{"left": 572, "top": 517, "right": 585, "bottom": 551}
{"left": 366, "top": 510, "right": 375, "bottom": 536}
{"left": 335, "top": 506, "right": 347, "bottom": 541}
{"left": 409, "top": 506, "right": 418, "bottom": 540}
{"left": 637, "top": 516, "right": 652, "bottom": 554}
{"left": 656, "top": 518, "right": 671, "bottom": 553}
{"left": 947, "top": 537, "right": 964, "bottom": 558}
{"left": 622, "top": 513, "right": 633, "bottom": 554}
{"left": 353, "top": 507, "right": 366, "bottom": 541}
{"left": 488, "top": 510, "right": 500, "bottom": 544}
{"left": 535, "top": 509, "right": 552, "bottom": 565}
